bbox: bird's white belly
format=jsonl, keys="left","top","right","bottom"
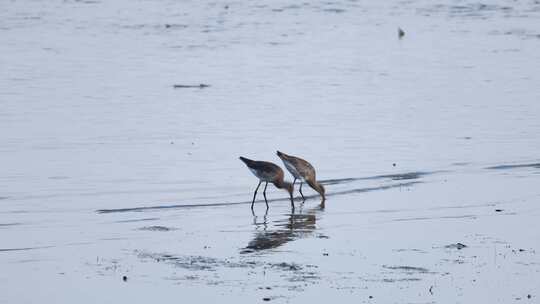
{"left": 284, "top": 161, "right": 303, "bottom": 180}
{"left": 250, "top": 168, "right": 272, "bottom": 181}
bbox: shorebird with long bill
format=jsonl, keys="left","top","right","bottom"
{"left": 276, "top": 151, "right": 326, "bottom": 203}
{"left": 239, "top": 156, "right": 295, "bottom": 209}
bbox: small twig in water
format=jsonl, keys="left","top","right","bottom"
{"left": 173, "top": 84, "right": 210, "bottom": 89}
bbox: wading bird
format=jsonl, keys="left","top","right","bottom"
{"left": 239, "top": 156, "right": 294, "bottom": 209}
{"left": 276, "top": 151, "right": 325, "bottom": 203}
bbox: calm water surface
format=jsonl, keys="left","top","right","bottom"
{"left": 1, "top": 0, "right": 540, "bottom": 303}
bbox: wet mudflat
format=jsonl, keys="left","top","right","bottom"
{"left": 2, "top": 0, "right": 540, "bottom": 303}
{"left": 2, "top": 164, "right": 540, "bottom": 303}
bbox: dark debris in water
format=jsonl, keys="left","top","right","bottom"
{"left": 382, "top": 265, "right": 431, "bottom": 274}
{"left": 382, "top": 277, "right": 422, "bottom": 282}
{"left": 384, "top": 172, "right": 431, "bottom": 180}
{"left": 173, "top": 84, "right": 210, "bottom": 89}
{"left": 164, "top": 23, "right": 188, "bottom": 29}
{"left": 137, "top": 251, "right": 224, "bottom": 271}
{"left": 393, "top": 248, "right": 426, "bottom": 253}
{"left": 322, "top": 8, "right": 346, "bottom": 13}
{"left": 0, "top": 223, "right": 21, "bottom": 228}
{"left": 445, "top": 243, "right": 468, "bottom": 250}
{"left": 137, "top": 226, "right": 177, "bottom": 232}
{"left": 272, "top": 262, "right": 302, "bottom": 271}
{"left": 398, "top": 27, "right": 405, "bottom": 39}
{"left": 441, "top": 258, "right": 465, "bottom": 264}
{"left": 115, "top": 217, "right": 159, "bottom": 223}
{"left": 512, "top": 248, "right": 527, "bottom": 253}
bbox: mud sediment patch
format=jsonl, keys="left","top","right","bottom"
{"left": 136, "top": 250, "right": 320, "bottom": 287}
{"left": 382, "top": 265, "right": 431, "bottom": 274}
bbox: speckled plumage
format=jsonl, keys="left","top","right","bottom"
{"left": 277, "top": 151, "right": 326, "bottom": 203}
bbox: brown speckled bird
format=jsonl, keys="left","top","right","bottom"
{"left": 276, "top": 151, "right": 325, "bottom": 203}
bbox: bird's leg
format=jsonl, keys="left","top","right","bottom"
{"left": 292, "top": 178, "right": 297, "bottom": 200}
{"left": 251, "top": 181, "right": 262, "bottom": 210}
{"left": 263, "top": 182, "right": 269, "bottom": 208}
{"left": 299, "top": 182, "right": 306, "bottom": 201}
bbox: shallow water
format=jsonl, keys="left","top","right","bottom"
{"left": 1, "top": 0, "right": 540, "bottom": 303}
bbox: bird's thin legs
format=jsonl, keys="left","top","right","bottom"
{"left": 299, "top": 182, "right": 306, "bottom": 201}
{"left": 251, "top": 181, "right": 262, "bottom": 210}
{"left": 262, "top": 182, "right": 269, "bottom": 208}
{"left": 292, "top": 178, "right": 299, "bottom": 202}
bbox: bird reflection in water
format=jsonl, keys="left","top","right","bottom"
{"left": 252, "top": 208, "right": 269, "bottom": 230}
{"left": 242, "top": 204, "right": 325, "bottom": 253}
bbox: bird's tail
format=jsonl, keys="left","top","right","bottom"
{"left": 239, "top": 156, "right": 254, "bottom": 166}
{"left": 276, "top": 150, "right": 288, "bottom": 160}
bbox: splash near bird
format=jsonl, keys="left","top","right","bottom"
{"left": 276, "top": 151, "right": 325, "bottom": 204}
{"left": 239, "top": 157, "right": 294, "bottom": 210}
